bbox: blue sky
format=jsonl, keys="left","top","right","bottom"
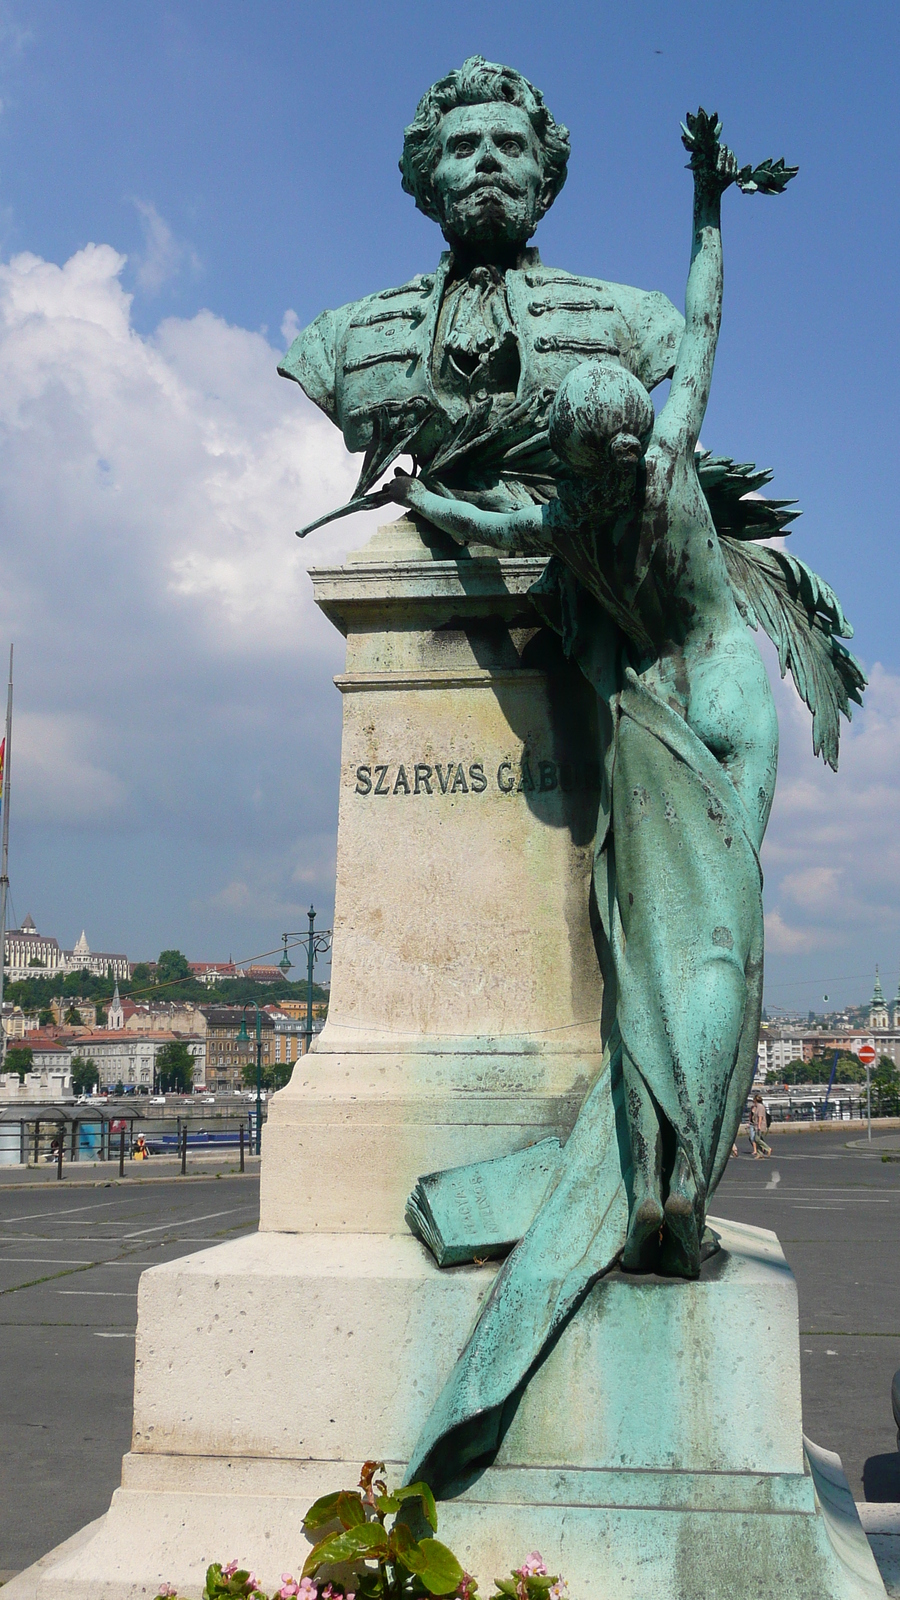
{"left": 0, "top": 0, "right": 896, "bottom": 1008}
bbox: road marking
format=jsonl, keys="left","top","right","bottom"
{"left": 722, "top": 1192, "right": 893, "bottom": 1201}
{"left": 0, "top": 1257, "right": 152, "bottom": 1267}
{"left": 121, "top": 1208, "right": 245, "bottom": 1238}
{"left": 93, "top": 1331, "right": 134, "bottom": 1338}
{"left": 57, "top": 1290, "right": 137, "bottom": 1297}
{"left": 3, "top": 1200, "right": 128, "bottom": 1223}
{"left": 765, "top": 1170, "right": 781, "bottom": 1190}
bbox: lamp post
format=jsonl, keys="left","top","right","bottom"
{"left": 280, "top": 906, "right": 333, "bottom": 1055}
{"left": 237, "top": 1003, "right": 263, "bottom": 1156}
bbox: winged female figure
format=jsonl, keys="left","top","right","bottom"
{"left": 381, "top": 111, "right": 865, "bottom": 1491}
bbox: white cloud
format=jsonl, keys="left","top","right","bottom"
{"left": 0, "top": 241, "right": 369, "bottom": 955}
{"left": 761, "top": 655, "right": 900, "bottom": 987}
{"left": 14, "top": 711, "right": 127, "bottom": 823}
{"left": 281, "top": 309, "right": 300, "bottom": 345}
{"left": 132, "top": 200, "right": 201, "bottom": 295}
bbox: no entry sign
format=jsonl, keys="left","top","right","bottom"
{"left": 858, "top": 1044, "right": 877, "bottom": 1066}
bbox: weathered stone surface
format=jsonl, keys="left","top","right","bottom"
{"left": 261, "top": 520, "right": 604, "bottom": 1234}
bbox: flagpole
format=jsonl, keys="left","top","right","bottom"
{"left": 0, "top": 644, "right": 13, "bottom": 1064}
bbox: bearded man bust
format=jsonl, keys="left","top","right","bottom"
{"left": 279, "top": 56, "right": 684, "bottom": 512}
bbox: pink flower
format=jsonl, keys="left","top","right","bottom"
{"left": 223, "top": 1564, "right": 240, "bottom": 1580}
{"left": 156, "top": 1585, "right": 177, "bottom": 1597}
{"left": 277, "top": 1582, "right": 299, "bottom": 1599}
{"left": 245, "top": 1575, "right": 259, "bottom": 1592}
{"left": 549, "top": 1583, "right": 568, "bottom": 1600}
{"left": 519, "top": 1556, "right": 547, "bottom": 1579}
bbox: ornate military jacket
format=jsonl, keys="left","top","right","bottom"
{"left": 279, "top": 248, "right": 683, "bottom": 506}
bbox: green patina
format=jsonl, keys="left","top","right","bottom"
{"left": 281, "top": 63, "right": 863, "bottom": 1497}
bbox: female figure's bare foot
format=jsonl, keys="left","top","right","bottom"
{"left": 622, "top": 1195, "right": 664, "bottom": 1272}
{"left": 659, "top": 1148, "right": 702, "bottom": 1279}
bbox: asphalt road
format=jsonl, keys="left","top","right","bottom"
{"left": 0, "top": 1173, "right": 260, "bottom": 1577}
{"left": 2, "top": 1129, "right": 900, "bottom": 1577}
{"left": 712, "top": 1127, "right": 900, "bottom": 1505}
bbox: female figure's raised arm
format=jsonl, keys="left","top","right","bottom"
{"left": 653, "top": 112, "right": 736, "bottom": 457}
{"left": 655, "top": 110, "right": 797, "bottom": 458}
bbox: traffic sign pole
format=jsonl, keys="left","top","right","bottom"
{"left": 859, "top": 1041, "right": 877, "bottom": 1141}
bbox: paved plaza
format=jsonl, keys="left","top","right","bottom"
{"left": 0, "top": 1172, "right": 260, "bottom": 1577}
{"left": 1, "top": 1128, "right": 900, "bottom": 1576}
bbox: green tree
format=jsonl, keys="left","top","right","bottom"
{"left": 834, "top": 1053, "right": 866, "bottom": 1084}
{"left": 71, "top": 1056, "right": 100, "bottom": 1096}
{"left": 6, "top": 1044, "right": 33, "bottom": 1081}
{"left": 131, "top": 962, "right": 153, "bottom": 986}
{"left": 774, "top": 1059, "right": 811, "bottom": 1085}
{"left": 65, "top": 1005, "right": 82, "bottom": 1025}
{"left": 156, "top": 950, "right": 191, "bottom": 986}
{"left": 240, "top": 1060, "right": 292, "bottom": 1092}
{"left": 38, "top": 1007, "right": 54, "bottom": 1027}
{"left": 155, "top": 1039, "right": 195, "bottom": 1094}
{"left": 872, "top": 1056, "right": 900, "bottom": 1117}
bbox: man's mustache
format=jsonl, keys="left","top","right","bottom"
{"left": 459, "top": 175, "right": 523, "bottom": 199}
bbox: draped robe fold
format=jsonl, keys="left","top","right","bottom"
{"left": 405, "top": 624, "right": 765, "bottom": 1493}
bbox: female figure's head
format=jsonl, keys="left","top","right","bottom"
{"left": 549, "top": 359, "right": 653, "bottom": 512}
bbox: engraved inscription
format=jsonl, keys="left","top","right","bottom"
{"left": 353, "top": 756, "right": 601, "bottom": 796}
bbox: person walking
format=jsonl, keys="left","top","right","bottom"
{"left": 750, "top": 1093, "right": 772, "bottom": 1159}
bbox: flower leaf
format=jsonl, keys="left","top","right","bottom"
{"left": 387, "top": 1521, "right": 417, "bottom": 1565}
{"left": 396, "top": 1538, "right": 464, "bottom": 1596}
{"left": 336, "top": 1491, "right": 367, "bottom": 1529}
{"left": 303, "top": 1491, "right": 346, "bottom": 1530}
{"left": 302, "top": 1523, "right": 389, "bottom": 1579}
{"left": 393, "top": 1482, "right": 438, "bottom": 1532}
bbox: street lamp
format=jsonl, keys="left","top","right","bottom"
{"left": 280, "top": 906, "right": 333, "bottom": 1055}
{"left": 237, "top": 1003, "right": 263, "bottom": 1156}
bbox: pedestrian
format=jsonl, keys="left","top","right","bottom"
{"left": 750, "top": 1093, "right": 772, "bottom": 1159}
{"left": 133, "top": 1133, "right": 149, "bottom": 1160}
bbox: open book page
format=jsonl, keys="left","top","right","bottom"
{"left": 405, "top": 1138, "right": 563, "bottom": 1267}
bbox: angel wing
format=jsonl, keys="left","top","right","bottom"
{"left": 720, "top": 537, "right": 865, "bottom": 771}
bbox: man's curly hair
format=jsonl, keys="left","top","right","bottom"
{"left": 400, "top": 56, "right": 570, "bottom": 224}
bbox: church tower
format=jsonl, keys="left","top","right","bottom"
{"left": 107, "top": 981, "right": 124, "bottom": 1031}
{"left": 869, "top": 966, "right": 889, "bottom": 1031}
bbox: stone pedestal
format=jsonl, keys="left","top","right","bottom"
{"left": 262, "top": 518, "right": 605, "bottom": 1235}
{"left": 4, "top": 521, "right": 889, "bottom": 1600}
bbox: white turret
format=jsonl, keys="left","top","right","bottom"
{"left": 107, "top": 981, "right": 124, "bottom": 1031}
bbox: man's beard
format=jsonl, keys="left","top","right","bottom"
{"left": 441, "top": 183, "right": 538, "bottom": 246}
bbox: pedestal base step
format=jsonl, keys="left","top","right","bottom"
{"left": 1, "top": 1442, "right": 888, "bottom": 1600}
